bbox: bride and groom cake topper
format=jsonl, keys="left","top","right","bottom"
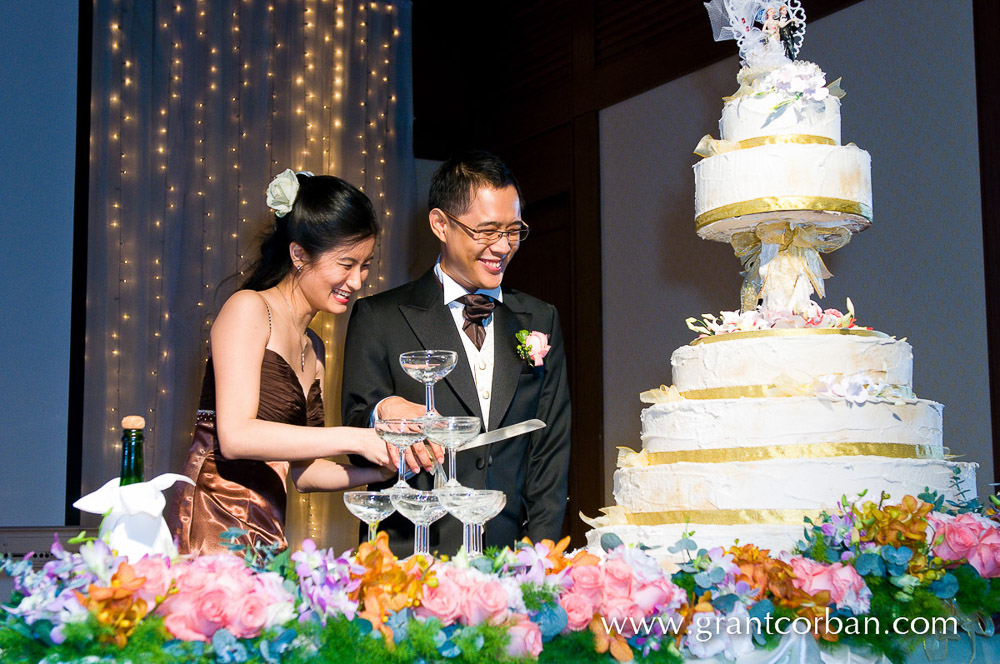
{"left": 704, "top": 0, "right": 807, "bottom": 66}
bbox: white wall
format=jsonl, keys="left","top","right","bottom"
{"left": 600, "top": 0, "right": 990, "bottom": 499}
{"left": 0, "top": 2, "right": 78, "bottom": 524}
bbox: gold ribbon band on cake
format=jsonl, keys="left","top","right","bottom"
{"left": 695, "top": 198, "right": 872, "bottom": 232}
{"left": 640, "top": 442, "right": 938, "bottom": 465}
{"left": 626, "top": 508, "right": 821, "bottom": 527}
{"left": 690, "top": 327, "right": 887, "bottom": 346}
{"left": 727, "top": 220, "right": 852, "bottom": 312}
{"left": 693, "top": 134, "right": 836, "bottom": 158}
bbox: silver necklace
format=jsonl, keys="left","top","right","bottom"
{"left": 276, "top": 286, "right": 307, "bottom": 371}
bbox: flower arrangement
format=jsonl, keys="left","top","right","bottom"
{"left": 686, "top": 298, "right": 864, "bottom": 338}
{"left": 4, "top": 491, "right": 1000, "bottom": 664}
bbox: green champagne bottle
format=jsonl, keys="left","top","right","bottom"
{"left": 120, "top": 415, "right": 145, "bottom": 486}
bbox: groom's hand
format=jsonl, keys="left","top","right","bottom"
{"left": 376, "top": 397, "right": 445, "bottom": 472}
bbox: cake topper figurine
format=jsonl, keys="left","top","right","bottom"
{"left": 704, "top": 0, "right": 806, "bottom": 67}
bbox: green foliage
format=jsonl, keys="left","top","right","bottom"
{"left": 953, "top": 564, "right": 1000, "bottom": 616}
{"left": 537, "top": 629, "right": 605, "bottom": 663}
{"left": 521, "top": 582, "right": 561, "bottom": 613}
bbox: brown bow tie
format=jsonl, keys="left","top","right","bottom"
{"left": 456, "top": 293, "right": 495, "bottom": 350}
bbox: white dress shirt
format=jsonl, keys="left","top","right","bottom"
{"left": 434, "top": 260, "right": 502, "bottom": 429}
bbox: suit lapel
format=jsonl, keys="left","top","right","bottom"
{"left": 489, "top": 291, "right": 532, "bottom": 428}
{"left": 398, "top": 271, "right": 484, "bottom": 420}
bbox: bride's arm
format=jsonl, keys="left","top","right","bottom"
{"left": 290, "top": 458, "right": 394, "bottom": 493}
{"left": 211, "top": 290, "right": 398, "bottom": 468}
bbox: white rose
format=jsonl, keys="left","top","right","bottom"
{"left": 266, "top": 168, "right": 300, "bottom": 217}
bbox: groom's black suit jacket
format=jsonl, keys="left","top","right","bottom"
{"left": 341, "top": 268, "right": 572, "bottom": 556}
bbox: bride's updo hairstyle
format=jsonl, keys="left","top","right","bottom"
{"left": 241, "top": 172, "right": 379, "bottom": 291}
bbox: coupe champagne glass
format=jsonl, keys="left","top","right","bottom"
{"left": 374, "top": 418, "right": 426, "bottom": 494}
{"left": 399, "top": 350, "right": 458, "bottom": 416}
{"left": 343, "top": 491, "right": 396, "bottom": 543}
{"left": 424, "top": 416, "right": 481, "bottom": 487}
{"left": 389, "top": 490, "right": 448, "bottom": 559}
{"left": 435, "top": 488, "right": 506, "bottom": 557}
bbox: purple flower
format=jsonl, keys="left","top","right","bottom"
{"left": 292, "top": 540, "right": 363, "bottom": 623}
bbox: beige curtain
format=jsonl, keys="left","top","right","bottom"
{"left": 83, "top": 0, "right": 416, "bottom": 554}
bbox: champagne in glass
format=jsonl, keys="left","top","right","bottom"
{"left": 389, "top": 490, "right": 448, "bottom": 559}
{"left": 399, "top": 350, "right": 458, "bottom": 416}
{"left": 344, "top": 491, "right": 396, "bottom": 542}
{"left": 374, "top": 418, "right": 426, "bottom": 494}
{"left": 425, "top": 416, "right": 481, "bottom": 487}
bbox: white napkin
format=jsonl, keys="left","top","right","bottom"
{"left": 73, "top": 473, "right": 194, "bottom": 561}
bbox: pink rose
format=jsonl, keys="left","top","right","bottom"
{"left": 228, "top": 592, "right": 269, "bottom": 639}
{"left": 524, "top": 331, "right": 550, "bottom": 366}
{"left": 131, "top": 554, "right": 174, "bottom": 606}
{"left": 601, "top": 558, "right": 633, "bottom": 600}
{"left": 160, "top": 592, "right": 216, "bottom": 641}
{"left": 600, "top": 596, "right": 643, "bottom": 637}
{"left": 631, "top": 578, "right": 676, "bottom": 614}
{"left": 198, "top": 587, "right": 233, "bottom": 628}
{"left": 418, "top": 569, "right": 465, "bottom": 626}
{"left": 931, "top": 513, "right": 986, "bottom": 563}
{"left": 969, "top": 528, "right": 1000, "bottom": 578}
{"left": 790, "top": 558, "right": 870, "bottom": 614}
{"left": 462, "top": 579, "right": 509, "bottom": 626}
{"left": 569, "top": 565, "right": 604, "bottom": 605}
{"left": 173, "top": 560, "right": 212, "bottom": 594}
{"left": 505, "top": 613, "right": 543, "bottom": 658}
{"left": 559, "top": 591, "right": 594, "bottom": 632}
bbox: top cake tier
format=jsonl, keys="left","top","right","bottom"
{"left": 720, "top": 92, "right": 840, "bottom": 144}
{"left": 694, "top": 63, "right": 872, "bottom": 242}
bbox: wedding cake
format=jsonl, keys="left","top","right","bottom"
{"left": 584, "top": 2, "right": 977, "bottom": 561}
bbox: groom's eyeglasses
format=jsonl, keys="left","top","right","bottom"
{"left": 440, "top": 209, "right": 530, "bottom": 245}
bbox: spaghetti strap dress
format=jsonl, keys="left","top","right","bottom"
{"left": 167, "top": 323, "right": 323, "bottom": 556}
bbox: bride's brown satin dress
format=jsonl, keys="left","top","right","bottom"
{"left": 167, "top": 350, "right": 322, "bottom": 556}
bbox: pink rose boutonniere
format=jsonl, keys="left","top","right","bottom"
{"left": 516, "top": 330, "right": 550, "bottom": 367}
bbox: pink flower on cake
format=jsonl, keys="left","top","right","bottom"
{"left": 505, "top": 613, "right": 543, "bottom": 658}
{"left": 559, "top": 591, "right": 595, "bottom": 632}
{"left": 929, "top": 512, "right": 987, "bottom": 564}
{"left": 789, "top": 557, "right": 871, "bottom": 614}
{"left": 516, "top": 330, "right": 550, "bottom": 366}
{"left": 969, "top": 528, "right": 1000, "bottom": 578}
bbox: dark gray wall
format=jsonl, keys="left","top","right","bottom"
{"left": 600, "top": 0, "right": 990, "bottom": 498}
{"left": 0, "top": 2, "right": 78, "bottom": 525}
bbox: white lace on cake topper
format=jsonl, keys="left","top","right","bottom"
{"left": 266, "top": 168, "right": 315, "bottom": 217}
{"left": 703, "top": 0, "right": 806, "bottom": 67}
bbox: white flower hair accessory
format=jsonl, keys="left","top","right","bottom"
{"left": 266, "top": 168, "right": 310, "bottom": 217}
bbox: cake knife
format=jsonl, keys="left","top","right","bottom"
{"left": 403, "top": 419, "right": 546, "bottom": 479}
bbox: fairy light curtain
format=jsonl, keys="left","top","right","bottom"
{"left": 83, "top": 0, "right": 415, "bottom": 550}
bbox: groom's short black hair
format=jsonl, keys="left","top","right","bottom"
{"left": 428, "top": 150, "right": 525, "bottom": 216}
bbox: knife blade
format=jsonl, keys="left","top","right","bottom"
{"left": 402, "top": 419, "right": 546, "bottom": 479}
{"left": 459, "top": 419, "right": 546, "bottom": 451}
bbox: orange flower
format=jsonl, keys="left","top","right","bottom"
{"left": 520, "top": 535, "right": 574, "bottom": 574}
{"left": 351, "top": 532, "right": 434, "bottom": 642}
{"left": 590, "top": 615, "right": 633, "bottom": 661}
{"left": 74, "top": 561, "right": 149, "bottom": 648}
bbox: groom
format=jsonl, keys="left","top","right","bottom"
{"left": 341, "top": 150, "right": 571, "bottom": 556}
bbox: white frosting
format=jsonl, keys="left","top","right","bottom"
{"left": 671, "top": 334, "right": 913, "bottom": 392}
{"left": 720, "top": 94, "right": 841, "bottom": 144}
{"left": 641, "top": 397, "right": 943, "bottom": 453}
{"left": 614, "top": 458, "right": 977, "bottom": 513}
{"left": 693, "top": 143, "right": 872, "bottom": 241}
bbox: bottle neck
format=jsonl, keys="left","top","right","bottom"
{"left": 120, "top": 428, "right": 145, "bottom": 486}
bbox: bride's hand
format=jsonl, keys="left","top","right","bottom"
{"left": 356, "top": 428, "right": 396, "bottom": 470}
